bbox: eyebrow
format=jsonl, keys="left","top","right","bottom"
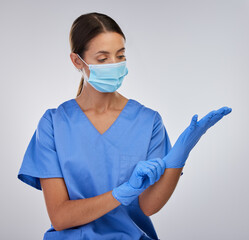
{"left": 95, "top": 47, "right": 125, "bottom": 55}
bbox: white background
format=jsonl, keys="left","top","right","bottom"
{"left": 1, "top": 0, "right": 248, "bottom": 239}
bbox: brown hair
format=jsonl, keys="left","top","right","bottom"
{"left": 69, "top": 12, "right": 126, "bottom": 97}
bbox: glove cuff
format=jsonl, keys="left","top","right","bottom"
{"left": 112, "top": 181, "right": 144, "bottom": 206}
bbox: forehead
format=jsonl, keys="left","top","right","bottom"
{"left": 87, "top": 32, "right": 125, "bottom": 54}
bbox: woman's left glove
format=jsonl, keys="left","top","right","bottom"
{"left": 163, "top": 106, "right": 232, "bottom": 168}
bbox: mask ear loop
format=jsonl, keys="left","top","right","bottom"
{"left": 77, "top": 54, "right": 89, "bottom": 67}
{"left": 77, "top": 54, "right": 89, "bottom": 81}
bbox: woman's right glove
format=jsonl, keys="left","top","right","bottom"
{"left": 112, "top": 157, "right": 166, "bottom": 206}
{"left": 162, "top": 106, "right": 232, "bottom": 169}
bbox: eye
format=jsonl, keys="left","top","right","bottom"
{"left": 97, "top": 55, "right": 126, "bottom": 63}
{"left": 118, "top": 55, "right": 126, "bottom": 59}
{"left": 98, "top": 58, "right": 107, "bottom": 63}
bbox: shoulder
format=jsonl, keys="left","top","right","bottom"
{"left": 39, "top": 98, "right": 76, "bottom": 124}
{"left": 130, "top": 98, "right": 162, "bottom": 123}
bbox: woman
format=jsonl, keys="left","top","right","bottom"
{"left": 17, "top": 12, "right": 232, "bottom": 240}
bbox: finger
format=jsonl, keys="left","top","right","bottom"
{"left": 189, "top": 114, "right": 198, "bottom": 130}
{"left": 136, "top": 162, "right": 152, "bottom": 177}
{"left": 161, "top": 157, "right": 166, "bottom": 170}
{"left": 137, "top": 164, "right": 154, "bottom": 183}
{"left": 198, "top": 110, "right": 217, "bottom": 128}
{"left": 199, "top": 107, "right": 232, "bottom": 127}
{"left": 217, "top": 106, "right": 232, "bottom": 116}
{"left": 143, "top": 167, "right": 156, "bottom": 185}
{"left": 135, "top": 166, "right": 152, "bottom": 188}
{"left": 146, "top": 162, "right": 160, "bottom": 183}
{"left": 147, "top": 158, "right": 165, "bottom": 177}
{"left": 131, "top": 175, "right": 144, "bottom": 189}
{"left": 142, "top": 176, "right": 151, "bottom": 189}
{"left": 156, "top": 158, "right": 166, "bottom": 175}
{"left": 204, "top": 107, "right": 232, "bottom": 128}
{"left": 141, "top": 161, "right": 157, "bottom": 171}
{"left": 224, "top": 107, "right": 232, "bottom": 115}
{"left": 146, "top": 160, "right": 161, "bottom": 182}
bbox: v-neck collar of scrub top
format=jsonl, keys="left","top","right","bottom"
{"left": 71, "top": 98, "right": 133, "bottom": 138}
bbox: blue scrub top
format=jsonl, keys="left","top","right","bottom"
{"left": 17, "top": 98, "right": 173, "bottom": 240}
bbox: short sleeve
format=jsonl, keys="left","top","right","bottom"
{"left": 17, "top": 109, "right": 63, "bottom": 190}
{"left": 146, "top": 111, "right": 183, "bottom": 176}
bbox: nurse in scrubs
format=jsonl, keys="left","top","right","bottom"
{"left": 17, "top": 12, "right": 232, "bottom": 240}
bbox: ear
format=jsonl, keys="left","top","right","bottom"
{"left": 70, "top": 52, "right": 83, "bottom": 70}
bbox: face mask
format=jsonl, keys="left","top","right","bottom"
{"left": 77, "top": 54, "right": 128, "bottom": 93}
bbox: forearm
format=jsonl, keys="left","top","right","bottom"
{"left": 54, "top": 190, "right": 121, "bottom": 231}
{"left": 139, "top": 167, "right": 183, "bottom": 216}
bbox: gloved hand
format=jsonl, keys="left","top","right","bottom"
{"left": 163, "top": 106, "right": 232, "bottom": 168}
{"left": 112, "top": 157, "right": 166, "bottom": 206}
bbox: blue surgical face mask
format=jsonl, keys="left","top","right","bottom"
{"left": 77, "top": 54, "right": 128, "bottom": 93}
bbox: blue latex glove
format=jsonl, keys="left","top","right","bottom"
{"left": 112, "top": 157, "right": 166, "bottom": 206}
{"left": 163, "top": 106, "right": 232, "bottom": 168}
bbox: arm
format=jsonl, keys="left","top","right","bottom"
{"left": 40, "top": 178, "right": 121, "bottom": 231}
{"left": 139, "top": 167, "right": 183, "bottom": 216}
{"left": 139, "top": 106, "right": 232, "bottom": 216}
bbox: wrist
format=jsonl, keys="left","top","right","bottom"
{"left": 163, "top": 146, "right": 189, "bottom": 168}
{"left": 112, "top": 181, "right": 144, "bottom": 206}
